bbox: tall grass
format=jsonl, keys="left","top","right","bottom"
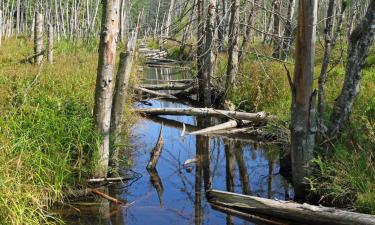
{"left": 0, "top": 38, "right": 107, "bottom": 224}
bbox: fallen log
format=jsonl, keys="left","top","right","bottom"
{"left": 147, "top": 168, "right": 164, "bottom": 207}
{"left": 91, "top": 189, "right": 123, "bottom": 205}
{"left": 207, "top": 189, "right": 375, "bottom": 225}
{"left": 87, "top": 176, "right": 132, "bottom": 183}
{"left": 189, "top": 120, "right": 251, "bottom": 136}
{"left": 140, "top": 83, "right": 193, "bottom": 91}
{"left": 135, "top": 86, "right": 178, "bottom": 99}
{"left": 137, "top": 108, "right": 269, "bottom": 122}
{"left": 146, "top": 125, "right": 164, "bottom": 170}
{"left": 140, "top": 78, "right": 195, "bottom": 83}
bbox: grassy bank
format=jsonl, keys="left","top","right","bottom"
{"left": 0, "top": 38, "right": 134, "bottom": 224}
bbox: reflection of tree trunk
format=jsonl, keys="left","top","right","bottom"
{"left": 268, "top": 160, "right": 274, "bottom": 199}
{"left": 195, "top": 142, "right": 203, "bottom": 225}
{"left": 197, "top": 118, "right": 211, "bottom": 191}
{"left": 109, "top": 186, "right": 125, "bottom": 224}
{"left": 147, "top": 168, "right": 164, "bottom": 207}
{"left": 224, "top": 140, "right": 235, "bottom": 225}
{"left": 234, "top": 143, "right": 250, "bottom": 195}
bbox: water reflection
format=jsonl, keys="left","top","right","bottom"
{"left": 61, "top": 67, "right": 293, "bottom": 225}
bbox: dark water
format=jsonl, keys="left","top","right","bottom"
{"left": 61, "top": 66, "right": 293, "bottom": 225}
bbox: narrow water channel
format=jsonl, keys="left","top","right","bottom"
{"left": 62, "top": 66, "right": 294, "bottom": 225}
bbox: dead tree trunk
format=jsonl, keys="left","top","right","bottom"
{"left": 271, "top": 0, "right": 281, "bottom": 58}
{"left": 47, "top": 23, "right": 53, "bottom": 64}
{"left": 290, "top": 0, "right": 317, "bottom": 199}
{"left": 34, "top": 9, "right": 44, "bottom": 66}
{"left": 238, "top": 0, "right": 259, "bottom": 65}
{"left": 197, "top": 0, "right": 205, "bottom": 102}
{"left": 93, "top": 0, "right": 120, "bottom": 177}
{"left": 201, "top": 0, "right": 216, "bottom": 107}
{"left": 164, "top": 0, "right": 175, "bottom": 37}
{"left": 317, "top": 1, "right": 346, "bottom": 136}
{"left": 280, "top": 0, "right": 296, "bottom": 61}
{"left": 226, "top": 0, "right": 239, "bottom": 88}
{"left": 330, "top": 1, "right": 375, "bottom": 138}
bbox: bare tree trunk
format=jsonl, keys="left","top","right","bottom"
{"left": 197, "top": 0, "right": 205, "bottom": 102}
{"left": 226, "top": 0, "right": 239, "bottom": 88}
{"left": 317, "top": 1, "right": 347, "bottom": 135}
{"left": 48, "top": 23, "right": 53, "bottom": 64}
{"left": 272, "top": 0, "right": 281, "bottom": 58}
{"left": 238, "top": 0, "right": 259, "bottom": 64}
{"left": 201, "top": 0, "right": 216, "bottom": 107}
{"left": 280, "top": 0, "right": 296, "bottom": 61}
{"left": 0, "top": 9, "right": 2, "bottom": 47}
{"left": 164, "top": 0, "right": 176, "bottom": 37}
{"left": 93, "top": 0, "right": 120, "bottom": 178}
{"left": 217, "top": 0, "right": 226, "bottom": 52}
{"left": 290, "top": 0, "right": 317, "bottom": 199}
{"left": 16, "top": 0, "right": 20, "bottom": 35}
{"left": 330, "top": 0, "right": 375, "bottom": 138}
{"left": 34, "top": 8, "right": 44, "bottom": 66}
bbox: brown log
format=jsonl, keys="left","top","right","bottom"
{"left": 137, "top": 107, "right": 269, "bottom": 122}
{"left": 147, "top": 168, "right": 164, "bottom": 207}
{"left": 146, "top": 125, "right": 164, "bottom": 169}
{"left": 207, "top": 189, "right": 375, "bottom": 225}
{"left": 90, "top": 189, "right": 123, "bottom": 205}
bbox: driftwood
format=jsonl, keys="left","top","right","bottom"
{"left": 146, "top": 125, "right": 164, "bottom": 170}
{"left": 90, "top": 189, "right": 123, "bottom": 205}
{"left": 87, "top": 176, "right": 132, "bottom": 183}
{"left": 140, "top": 83, "right": 193, "bottom": 91}
{"left": 137, "top": 107, "right": 269, "bottom": 122}
{"left": 207, "top": 189, "right": 375, "bottom": 225}
{"left": 135, "top": 86, "right": 178, "bottom": 99}
{"left": 140, "top": 78, "right": 194, "bottom": 83}
{"left": 189, "top": 120, "right": 251, "bottom": 136}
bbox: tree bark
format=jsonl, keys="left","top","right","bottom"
{"left": 34, "top": 9, "right": 44, "bottom": 66}
{"left": 93, "top": 0, "right": 120, "bottom": 177}
{"left": 271, "top": 0, "right": 281, "bottom": 58}
{"left": 330, "top": 0, "right": 375, "bottom": 137}
{"left": 48, "top": 23, "right": 53, "bottom": 64}
{"left": 226, "top": 0, "right": 239, "bottom": 87}
{"left": 201, "top": 0, "right": 216, "bottom": 107}
{"left": 290, "top": 0, "right": 317, "bottom": 199}
{"left": 164, "top": 0, "right": 176, "bottom": 37}
{"left": 280, "top": 0, "right": 296, "bottom": 61}
{"left": 197, "top": 0, "right": 205, "bottom": 102}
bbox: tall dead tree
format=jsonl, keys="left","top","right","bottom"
{"left": 226, "top": 0, "right": 239, "bottom": 88}
{"left": 238, "top": 0, "right": 259, "bottom": 64}
{"left": 290, "top": 0, "right": 317, "bottom": 199}
{"left": 330, "top": 0, "right": 375, "bottom": 138}
{"left": 201, "top": 0, "right": 216, "bottom": 107}
{"left": 272, "top": 0, "right": 281, "bottom": 58}
{"left": 280, "top": 0, "right": 296, "bottom": 61}
{"left": 93, "top": 0, "right": 120, "bottom": 177}
{"left": 34, "top": 7, "right": 44, "bottom": 66}
{"left": 317, "top": 0, "right": 347, "bottom": 135}
{"left": 48, "top": 23, "right": 53, "bottom": 64}
{"left": 164, "top": 0, "right": 176, "bottom": 37}
{"left": 197, "top": 0, "right": 205, "bottom": 102}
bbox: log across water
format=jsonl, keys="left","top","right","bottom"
{"left": 207, "top": 189, "right": 375, "bottom": 225}
{"left": 136, "top": 107, "right": 270, "bottom": 122}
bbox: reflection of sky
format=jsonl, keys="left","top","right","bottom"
{"left": 63, "top": 67, "right": 293, "bottom": 225}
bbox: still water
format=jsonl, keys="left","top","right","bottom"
{"left": 61, "top": 66, "right": 293, "bottom": 225}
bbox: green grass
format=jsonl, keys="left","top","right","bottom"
{"left": 0, "top": 38, "right": 134, "bottom": 224}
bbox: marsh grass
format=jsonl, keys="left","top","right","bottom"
{"left": 0, "top": 38, "right": 134, "bottom": 224}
